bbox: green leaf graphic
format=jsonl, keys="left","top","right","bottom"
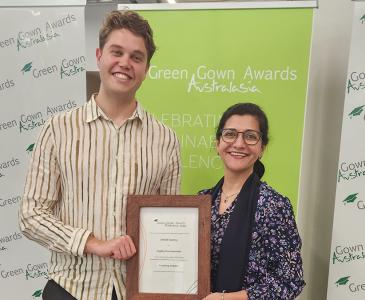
{"left": 335, "top": 276, "right": 350, "bottom": 286}
{"left": 21, "top": 62, "right": 32, "bottom": 74}
{"left": 343, "top": 193, "right": 358, "bottom": 204}
{"left": 32, "top": 289, "right": 43, "bottom": 297}
{"left": 26, "top": 143, "right": 35, "bottom": 153}
{"left": 361, "top": 15, "right": 365, "bottom": 23}
{"left": 348, "top": 105, "right": 365, "bottom": 118}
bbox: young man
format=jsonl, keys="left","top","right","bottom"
{"left": 19, "top": 11, "right": 181, "bottom": 300}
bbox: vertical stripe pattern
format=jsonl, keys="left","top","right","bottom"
{"left": 19, "top": 96, "right": 181, "bottom": 300}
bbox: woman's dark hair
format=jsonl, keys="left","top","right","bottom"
{"left": 216, "top": 103, "right": 269, "bottom": 178}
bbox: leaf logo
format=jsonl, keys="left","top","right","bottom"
{"left": 21, "top": 62, "right": 32, "bottom": 74}
{"left": 336, "top": 276, "right": 350, "bottom": 286}
{"left": 361, "top": 15, "right": 365, "bottom": 24}
{"left": 348, "top": 105, "right": 365, "bottom": 118}
{"left": 26, "top": 143, "right": 35, "bottom": 153}
{"left": 32, "top": 289, "right": 43, "bottom": 298}
{"left": 343, "top": 193, "right": 358, "bottom": 204}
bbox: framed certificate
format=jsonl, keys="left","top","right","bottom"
{"left": 126, "top": 195, "right": 211, "bottom": 300}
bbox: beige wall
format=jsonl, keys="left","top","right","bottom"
{"left": 297, "top": 0, "right": 353, "bottom": 299}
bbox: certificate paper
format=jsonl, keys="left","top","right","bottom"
{"left": 139, "top": 207, "right": 199, "bottom": 294}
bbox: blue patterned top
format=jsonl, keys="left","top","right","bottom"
{"left": 200, "top": 182, "right": 305, "bottom": 300}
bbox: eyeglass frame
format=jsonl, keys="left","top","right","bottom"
{"left": 219, "top": 128, "right": 262, "bottom": 145}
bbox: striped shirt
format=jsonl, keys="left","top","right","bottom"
{"left": 19, "top": 95, "right": 181, "bottom": 300}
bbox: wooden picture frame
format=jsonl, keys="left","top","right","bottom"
{"left": 126, "top": 195, "right": 211, "bottom": 300}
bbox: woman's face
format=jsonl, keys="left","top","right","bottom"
{"left": 217, "top": 114, "right": 264, "bottom": 177}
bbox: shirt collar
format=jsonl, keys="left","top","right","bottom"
{"left": 85, "top": 93, "right": 145, "bottom": 123}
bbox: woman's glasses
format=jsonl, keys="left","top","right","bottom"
{"left": 220, "top": 128, "right": 262, "bottom": 145}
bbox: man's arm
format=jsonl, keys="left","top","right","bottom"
{"left": 159, "top": 132, "right": 181, "bottom": 195}
{"left": 19, "top": 118, "right": 91, "bottom": 256}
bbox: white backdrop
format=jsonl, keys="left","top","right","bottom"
{"left": 0, "top": 5, "right": 86, "bottom": 299}
{"left": 326, "top": 1, "right": 365, "bottom": 299}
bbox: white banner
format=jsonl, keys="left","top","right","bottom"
{"left": 0, "top": 6, "right": 86, "bottom": 299}
{"left": 327, "top": 2, "right": 365, "bottom": 299}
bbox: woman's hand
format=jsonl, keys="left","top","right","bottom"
{"left": 202, "top": 291, "right": 248, "bottom": 300}
{"left": 202, "top": 293, "right": 223, "bottom": 300}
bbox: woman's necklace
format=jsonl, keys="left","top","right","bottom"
{"left": 221, "top": 190, "right": 240, "bottom": 203}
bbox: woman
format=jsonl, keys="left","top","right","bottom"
{"left": 200, "top": 103, "right": 305, "bottom": 300}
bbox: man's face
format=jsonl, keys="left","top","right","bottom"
{"left": 96, "top": 28, "right": 148, "bottom": 100}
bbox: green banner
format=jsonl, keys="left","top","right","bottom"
{"left": 137, "top": 8, "right": 313, "bottom": 213}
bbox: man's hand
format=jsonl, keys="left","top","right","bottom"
{"left": 84, "top": 234, "right": 136, "bottom": 260}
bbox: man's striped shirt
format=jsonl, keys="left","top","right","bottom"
{"left": 20, "top": 96, "right": 181, "bottom": 300}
